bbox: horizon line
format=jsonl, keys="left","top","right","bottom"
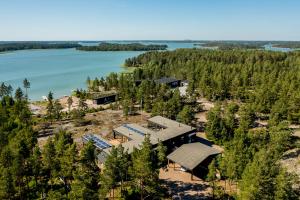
{"left": 1, "top": 39, "right": 300, "bottom": 42}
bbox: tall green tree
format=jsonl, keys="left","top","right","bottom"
{"left": 130, "top": 135, "right": 161, "bottom": 199}
{"left": 238, "top": 147, "right": 298, "bottom": 200}
{"left": 15, "top": 87, "right": 24, "bottom": 101}
{"left": 100, "top": 145, "right": 129, "bottom": 198}
{"left": 207, "top": 159, "right": 217, "bottom": 199}
{"left": 176, "top": 105, "right": 194, "bottom": 125}
{"left": 205, "top": 105, "right": 225, "bottom": 143}
{"left": 67, "top": 96, "right": 73, "bottom": 113}
{"left": 156, "top": 140, "right": 167, "bottom": 168}
{"left": 53, "top": 100, "right": 63, "bottom": 120}
{"left": 46, "top": 91, "right": 54, "bottom": 122}
{"left": 23, "top": 78, "right": 30, "bottom": 99}
{"left": 70, "top": 141, "right": 100, "bottom": 199}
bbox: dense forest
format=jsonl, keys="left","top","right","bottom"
{"left": 76, "top": 42, "right": 168, "bottom": 51}
{"left": 124, "top": 49, "right": 300, "bottom": 124}
{"left": 0, "top": 82, "right": 168, "bottom": 199}
{"left": 83, "top": 48, "right": 300, "bottom": 199}
{"left": 0, "top": 42, "right": 81, "bottom": 52}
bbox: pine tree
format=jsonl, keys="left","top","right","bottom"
{"left": 100, "top": 146, "right": 119, "bottom": 198}
{"left": 46, "top": 91, "right": 54, "bottom": 122}
{"left": 67, "top": 96, "right": 73, "bottom": 113}
{"left": 207, "top": 159, "right": 217, "bottom": 199}
{"left": 60, "top": 144, "right": 78, "bottom": 197}
{"left": 156, "top": 140, "right": 167, "bottom": 168}
{"left": 53, "top": 100, "right": 63, "bottom": 120}
{"left": 70, "top": 141, "right": 100, "bottom": 199}
{"left": 30, "top": 147, "right": 42, "bottom": 190}
{"left": 176, "top": 105, "right": 194, "bottom": 124}
{"left": 130, "top": 135, "right": 161, "bottom": 199}
{"left": 274, "top": 168, "right": 298, "bottom": 200}
{"left": 239, "top": 149, "right": 278, "bottom": 200}
{"left": 15, "top": 87, "right": 24, "bottom": 101}
{"left": 23, "top": 78, "right": 30, "bottom": 99}
{"left": 0, "top": 168, "right": 15, "bottom": 200}
{"left": 86, "top": 76, "right": 91, "bottom": 90}
{"left": 42, "top": 138, "right": 59, "bottom": 188}
{"left": 205, "top": 105, "right": 224, "bottom": 143}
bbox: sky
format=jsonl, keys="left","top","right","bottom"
{"left": 0, "top": 0, "right": 300, "bottom": 41}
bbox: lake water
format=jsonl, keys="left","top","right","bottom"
{"left": 0, "top": 42, "right": 197, "bottom": 100}
{"left": 0, "top": 42, "right": 293, "bottom": 101}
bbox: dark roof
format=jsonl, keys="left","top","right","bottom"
{"left": 91, "top": 91, "right": 117, "bottom": 100}
{"left": 167, "top": 143, "right": 220, "bottom": 170}
{"left": 154, "top": 77, "right": 179, "bottom": 84}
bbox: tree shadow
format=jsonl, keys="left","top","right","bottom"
{"left": 281, "top": 148, "right": 300, "bottom": 160}
{"left": 163, "top": 179, "right": 211, "bottom": 200}
{"left": 193, "top": 137, "right": 213, "bottom": 147}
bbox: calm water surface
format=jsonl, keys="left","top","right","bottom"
{"left": 0, "top": 42, "right": 196, "bottom": 100}
{"left": 0, "top": 42, "right": 292, "bottom": 100}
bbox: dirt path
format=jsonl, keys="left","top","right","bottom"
{"left": 160, "top": 164, "right": 211, "bottom": 200}
{"left": 37, "top": 109, "right": 150, "bottom": 148}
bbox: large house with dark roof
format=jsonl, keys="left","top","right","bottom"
{"left": 82, "top": 116, "right": 220, "bottom": 179}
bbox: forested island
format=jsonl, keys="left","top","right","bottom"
{"left": 76, "top": 42, "right": 168, "bottom": 51}
{"left": 272, "top": 41, "right": 300, "bottom": 49}
{"left": 0, "top": 48, "right": 299, "bottom": 199}
{"left": 200, "top": 41, "right": 266, "bottom": 50}
{"left": 0, "top": 42, "right": 81, "bottom": 52}
{"left": 196, "top": 41, "right": 300, "bottom": 50}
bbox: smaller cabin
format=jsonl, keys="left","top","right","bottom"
{"left": 92, "top": 93, "right": 117, "bottom": 105}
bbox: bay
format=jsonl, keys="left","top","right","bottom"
{"left": 0, "top": 41, "right": 292, "bottom": 101}
{"left": 0, "top": 42, "right": 195, "bottom": 100}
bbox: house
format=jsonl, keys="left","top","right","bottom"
{"left": 82, "top": 116, "right": 220, "bottom": 179}
{"left": 92, "top": 92, "right": 117, "bottom": 105}
{"left": 154, "top": 77, "right": 181, "bottom": 88}
{"left": 110, "top": 116, "right": 196, "bottom": 153}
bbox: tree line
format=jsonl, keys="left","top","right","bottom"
{"left": 76, "top": 43, "right": 168, "bottom": 51}
{"left": 0, "top": 42, "right": 81, "bottom": 52}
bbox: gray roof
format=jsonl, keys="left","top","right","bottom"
{"left": 109, "top": 116, "right": 196, "bottom": 154}
{"left": 167, "top": 143, "right": 220, "bottom": 170}
{"left": 148, "top": 116, "right": 195, "bottom": 141}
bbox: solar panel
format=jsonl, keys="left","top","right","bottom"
{"left": 82, "top": 134, "right": 111, "bottom": 149}
{"left": 123, "top": 124, "right": 145, "bottom": 136}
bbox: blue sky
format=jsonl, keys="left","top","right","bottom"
{"left": 0, "top": 0, "right": 299, "bottom": 41}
